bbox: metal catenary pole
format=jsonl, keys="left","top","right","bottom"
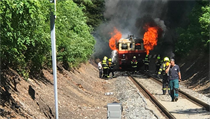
{"left": 50, "top": 0, "right": 58, "bottom": 118}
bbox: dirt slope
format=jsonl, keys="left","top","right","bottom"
{"left": 0, "top": 63, "right": 117, "bottom": 119}
{"left": 178, "top": 51, "right": 210, "bottom": 97}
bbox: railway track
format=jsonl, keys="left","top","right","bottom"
{"left": 148, "top": 73, "right": 210, "bottom": 112}
{"left": 127, "top": 72, "right": 210, "bottom": 119}
{"left": 128, "top": 75, "right": 176, "bottom": 119}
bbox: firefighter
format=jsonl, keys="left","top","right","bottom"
{"left": 102, "top": 56, "right": 109, "bottom": 79}
{"left": 108, "top": 58, "right": 115, "bottom": 78}
{"left": 144, "top": 55, "right": 150, "bottom": 72}
{"left": 158, "top": 57, "right": 170, "bottom": 95}
{"left": 131, "top": 56, "right": 138, "bottom": 74}
{"left": 155, "top": 55, "right": 161, "bottom": 73}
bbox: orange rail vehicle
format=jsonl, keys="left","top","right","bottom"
{"left": 117, "top": 35, "right": 146, "bottom": 70}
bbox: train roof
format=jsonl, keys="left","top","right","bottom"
{"left": 118, "top": 38, "right": 131, "bottom": 43}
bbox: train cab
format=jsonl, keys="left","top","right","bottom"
{"left": 117, "top": 35, "right": 146, "bottom": 70}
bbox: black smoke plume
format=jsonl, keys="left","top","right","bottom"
{"left": 93, "top": 0, "right": 195, "bottom": 60}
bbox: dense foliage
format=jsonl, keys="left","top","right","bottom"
{"left": 175, "top": 0, "right": 210, "bottom": 56}
{"left": 73, "top": 0, "right": 105, "bottom": 28}
{"left": 0, "top": 0, "right": 95, "bottom": 78}
{"left": 56, "top": 0, "right": 95, "bottom": 68}
{"left": 0, "top": 0, "right": 51, "bottom": 77}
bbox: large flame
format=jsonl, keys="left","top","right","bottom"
{"left": 109, "top": 27, "right": 122, "bottom": 50}
{"left": 143, "top": 26, "right": 158, "bottom": 55}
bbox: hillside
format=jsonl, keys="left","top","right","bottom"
{"left": 178, "top": 51, "right": 210, "bottom": 97}
{"left": 0, "top": 63, "right": 117, "bottom": 119}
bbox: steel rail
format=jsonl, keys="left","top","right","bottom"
{"left": 148, "top": 74, "right": 210, "bottom": 112}
{"left": 128, "top": 75, "right": 176, "bottom": 119}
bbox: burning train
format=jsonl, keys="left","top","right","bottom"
{"left": 109, "top": 26, "right": 159, "bottom": 70}
{"left": 116, "top": 35, "right": 146, "bottom": 70}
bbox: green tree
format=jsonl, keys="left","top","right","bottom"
{"left": 175, "top": 0, "right": 210, "bottom": 56}
{"left": 199, "top": 3, "right": 210, "bottom": 48}
{"left": 56, "top": 0, "right": 95, "bottom": 69}
{"left": 0, "top": 0, "right": 95, "bottom": 77}
{"left": 85, "top": 0, "right": 105, "bottom": 28}
{"left": 0, "top": 0, "right": 51, "bottom": 77}
{"left": 73, "top": 0, "right": 105, "bottom": 28}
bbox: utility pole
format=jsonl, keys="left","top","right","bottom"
{"left": 50, "top": 0, "right": 58, "bottom": 119}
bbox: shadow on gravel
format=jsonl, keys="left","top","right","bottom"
{"left": 170, "top": 108, "right": 210, "bottom": 115}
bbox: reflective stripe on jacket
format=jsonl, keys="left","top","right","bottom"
{"left": 158, "top": 63, "right": 168, "bottom": 75}
{"left": 163, "top": 88, "right": 170, "bottom": 90}
{"left": 102, "top": 60, "right": 108, "bottom": 69}
{"left": 131, "top": 60, "right": 138, "bottom": 68}
{"left": 144, "top": 58, "right": 149, "bottom": 65}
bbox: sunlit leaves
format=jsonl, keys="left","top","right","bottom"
{"left": 0, "top": 0, "right": 95, "bottom": 76}
{"left": 56, "top": 0, "right": 95, "bottom": 68}
{"left": 0, "top": 0, "right": 51, "bottom": 76}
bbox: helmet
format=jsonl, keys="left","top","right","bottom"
{"left": 133, "top": 56, "right": 136, "bottom": 58}
{"left": 166, "top": 62, "right": 170, "bottom": 66}
{"left": 164, "top": 57, "right": 170, "bottom": 62}
{"left": 103, "top": 56, "right": 108, "bottom": 60}
{"left": 108, "top": 58, "right": 112, "bottom": 61}
{"left": 157, "top": 56, "right": 160, "bottom": 59}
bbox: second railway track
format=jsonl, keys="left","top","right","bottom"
{"left": 127, "top": 72, "right": 210, "bottom": 119}
{"left": 128, "top": 74, "right": 176, "bottom": 119}
{"left": 148, "top": 73, "right": 210, "bottom": 112}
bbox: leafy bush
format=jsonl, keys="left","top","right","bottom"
{"left": 0, "top": 0, "right": 95, "bottom": 77}
{"left": 56, "top": 0, "right": 95, "bottom": 69}
{"left": 0, "top": 0, "right": 51, "bottom": 77}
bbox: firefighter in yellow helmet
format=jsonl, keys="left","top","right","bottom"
{"left": 103, "top": 56, "right": 108, "bottom": 60}
{"left": 158, "top": 57, "right": 170, "bottom": 95}
{"left": 102, "top": 56, "right": 109, "bottom": 79}
{"left": 108, "top": 58, "right": 115, "bottom": 78}
{"left": 131, "top": 56, "right": 138, "bottom": 74}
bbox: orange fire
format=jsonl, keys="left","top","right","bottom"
{"left": 143, "top": 26, "right": 158, "bottom": 55}
{"left": 109, "top": 27, "right": 122, "bottom": 50}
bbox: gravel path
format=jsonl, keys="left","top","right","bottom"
{"left": 113, "top": 75, "right": 159, "bottom": 119}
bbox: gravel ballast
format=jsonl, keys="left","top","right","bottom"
{"left": 113, "top": 75, "right": 158, "bottom": 119}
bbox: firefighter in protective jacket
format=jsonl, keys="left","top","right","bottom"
{"left": 144, "top": 55, "right": 149, "bottom": 72}
{"left": 156, "top": 55, "right": 161, "bottom": 73}
{"left": 158, "top": 57, "right": 170, "bottom": 95}
{"left": 108, "top": 58, "right": 115, "bottom": 78}
{"left": 102, "top": 56, "right": 109, "bottom": 78}
{"left": 131, "top": 56, "right": 138, "bottom": 74}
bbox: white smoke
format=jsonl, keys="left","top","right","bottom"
{"left": 111, "top": 50, "right": 118, "bottom": 63}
